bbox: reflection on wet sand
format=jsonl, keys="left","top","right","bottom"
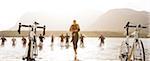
{"left": 74, "top": 55, "right": 79, "bottom": 61}
{"left": 50, "top": 43, "right": 54, "bottom": 51}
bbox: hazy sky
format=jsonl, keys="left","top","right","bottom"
{"left": 0, "top": 0, "right": 149, "bottom": 30}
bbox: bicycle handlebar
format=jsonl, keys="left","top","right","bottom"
{"left": 124, "top": 22, "right": 147, "bottom": 36}
{"left": 138, "top": 24, "right": 147, "bottom": 28}
{"left": 18, "top": 22, "right": 46, "bottom": 35}
{"left": 124, "top": 22, "right": 147, "bottom": 29}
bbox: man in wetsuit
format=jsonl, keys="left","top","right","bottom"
{"left": 38, "top": 34, "right": 45, "bottom": 50}
{"left": 11, "top": 37, "right": 16, "bottom": 47}
{"left": 80, "top": 34, "right": 85, "bottom": 48}
{"left": 51, "top": 34, "right": 54, "bottom": 46}
{"left": 65, "top": 33, "right": 70, "bottom": 49}
{"left": 22, "top": 36, "right": 27, "bottom": 47}
{"left": 1, "top": 36, "right": 7, "bottom": 46}
{"left": 99, "top": 34, "right": 105, "bottom": 47}
{"left": 69, "top": 20, "right": 80, "bottom": 55}
{"left": 60, "top": 34, "right": 65, "bottom": 48}
{"left": 39, "top": 34, "right": 44, "bottom": 42}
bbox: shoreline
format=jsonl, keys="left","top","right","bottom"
{"left": 0, "top": 30, "right": 148, "bottom": 38}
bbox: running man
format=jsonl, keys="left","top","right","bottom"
{"left": 65, "top": 33, "right": 70, "bottom": 49}
{"left": 11, "top": 37, "right": 16, "bottom": 47}
{"left": 99, "top": 34, "right": 105, "bottom": 47}
{"left": 38, "top": 34, "right": 45, "bottom": 50}
{"left": 59, "top": 34, "right": 65, "bottom": 48}
{"left": 1, "top": 36, "right": 7, "bottom": 46}
{"left": 22, "top": 36, "right": 27, "bottom": 47}
{"left": 69, "top": 20, "right": 80, "bottom": 55}
{"left": 80, "top": 34, "right": 85, "bottom": 48}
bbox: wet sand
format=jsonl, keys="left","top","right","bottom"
{"left": 0, "top": 37, "right": 149, "bottom": 61}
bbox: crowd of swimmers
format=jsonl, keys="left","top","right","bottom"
{"left": 0, "top": 34, "right": 87, "bottom": 47}
{"left": 0, "top": 33, "right": 105, "bottom": 51}
{"left": 0, "top": 34, "right": 105, "bottom": 47}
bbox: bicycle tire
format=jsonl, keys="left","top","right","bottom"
{"left": 140, "top": 40, "right": 145, "bottom": 61}
{"left": 119, "top": 39, "right": 129, "bottom": 61}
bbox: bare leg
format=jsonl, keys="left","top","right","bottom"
{"left": 74, "top": 48, "right": 77, "bottom": 55}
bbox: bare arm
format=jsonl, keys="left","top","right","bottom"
{"left": 77, "top": 24, "right": 80, "bottom": 32}
{"left": 69, "top": 25, "right": 73, "bottom": 32}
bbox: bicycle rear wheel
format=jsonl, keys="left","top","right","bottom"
{"left": 119, "top": 38, "right": 130, "bottom": 61}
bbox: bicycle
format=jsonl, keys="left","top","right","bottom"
{"left": 119, "top": 22, "right": 146, "bottom": 61}
{"left": 18, "top": 22, "right": 45, "bottom": 61}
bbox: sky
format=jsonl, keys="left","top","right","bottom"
{"left": 0, "top": 0, "right": 149, "bottom": 31}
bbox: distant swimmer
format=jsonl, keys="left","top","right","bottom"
{"left": 59, "top": 34, "right": 65, "bottom": 48}
{"left": 51, "top": 34, "right": 54, "bottom": 47}
{"left": 69, "top": 20, "right": 80, "bottom": 55}
{"left": 65, "top": 33, "right": 70, "bottom": 49}
{"left": 11, "top": 37, "right": 16, "bottom": 47}
{"left": 50, "top": 34, "right": 54, "bottom": 50}
{"left": 99, "top": 34, "right": 105, "bottom": 47}
{"left": 22, "top": 36, "right": 27, "bottom": 47}
{"left": 38, "top": 34, "right": 45, "bottom": 50}
{"left": 80, "top": 34, "right": 85, "bottom": 48}
{"left": 1, "top": 36, "right": 7, "bottom": 46}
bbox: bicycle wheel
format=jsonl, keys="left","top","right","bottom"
{"left": 132, "top": 39, "right": 145, "bottom": 61}
{"left": 140, "top": 40, "right": 145, "bottom": 61}
{"left": 119, "top": 38, "right": 130, "bottom": 61}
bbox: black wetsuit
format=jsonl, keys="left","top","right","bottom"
{"left": 1, "top": 37, "right": 6, "bottom": 45}
{"left": 65, "top": 35, "right": 70, "bottom": 44}
{"left": 22, "top": 37, "right": 27, "bottom": 46}
{"left": 12, "top": 38, "right": 16, "bottom": 46}
{"left": 51, "top": 36, "right": 54, "bottom": 43}
{"left": 99, "top": 35, "right": 105, "bottom": 44}
{"left": 99, "top": 35, "right": 105, "bottom": 47}
{"left": 60, "top": 35, "right": 65, "bottom": 43}
{"left": 80, "top": 36, "right": 84, "bottom": 44}
{"left": 39, "top": 35, "right": 44, "bottom": 42}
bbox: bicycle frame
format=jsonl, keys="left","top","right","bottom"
{"left": 18, "top": 22, "right": 45, "bottom": 61}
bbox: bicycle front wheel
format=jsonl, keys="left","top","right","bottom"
{"left": 132, "top": 39, "right": 145, "bottom": 61}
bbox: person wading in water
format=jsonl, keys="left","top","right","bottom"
{"left": 99, "top": 34, "right": 105, "bottom": 47}
{"left": 65, "top": 33, "right": 70, "bottom": 49}
{"left": 1, "top": 36, "right": 7, "bottom": 46}
{"left": 70, "top": 20, "right": 80, "bottom": 55}
{"left": 22, "top": 36, "right": 27, "bottom": 47}
{"left": 11, "top": 37, "right": 16, "bottom": 47}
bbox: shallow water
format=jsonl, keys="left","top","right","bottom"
{"left": 0, "top": 37, "right": 150, "bottom": 61}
